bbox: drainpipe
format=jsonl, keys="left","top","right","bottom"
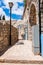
{"left": 39, "top": 0, "right": 41, "bottom": 55}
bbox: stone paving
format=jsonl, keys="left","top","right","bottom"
{"left": 0, "top": 40, "right": 34, "bottom": 60}
{"left": 0, "top": 40, "right": 43, "bottom": 65}
{"left": 0, "top": 63, "right": 43, "bottom": 65}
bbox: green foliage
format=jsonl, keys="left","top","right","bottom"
{"left": 24, "top": 0, "right": 26, "bottom": 5}
{"left": 2, "top": 15, "right": 5, "bottom": 20}
{"left": 0, "top": 16, "right": 1, "bottom": 20}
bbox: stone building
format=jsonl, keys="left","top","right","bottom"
{"left": 24, "top": 0, "right": 39, "bottom": 40}
{"left": 13, "top": 0, "right": 39, "bottom": 41}
{"left": 0, "top": 0, "right": 43, "bottom": 55}
{"left": 12, "top": 0, "right": 41, "bottom": 55}
{"left": 0, "top": 0, "right": 39, "bottom": 41}
{"left": 22, "top": 0, "right": 43, "bottom": 55}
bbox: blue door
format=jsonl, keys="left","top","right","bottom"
{"left": 41, "top": 34, "right": 43, "bottom": 56}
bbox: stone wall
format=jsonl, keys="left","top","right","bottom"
{"left": 0, "top": 22, "right": 18, "bottom": 53}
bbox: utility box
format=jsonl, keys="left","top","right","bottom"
{"left": 32, "top": 25, "right": 40, "bottom": 55}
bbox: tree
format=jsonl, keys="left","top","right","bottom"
{"left": 0, "top": 16, "right": 1, "bottom": 20}
{"left": 24, "top": 0, "right": 26, "bottom": 5}
{"left": 2, "top": 15, "right": 5, "bottom": 20}
{"left": 24, "top": 0, "right": 27, "bottom": 8}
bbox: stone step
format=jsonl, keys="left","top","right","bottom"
{"left": 29, "top": 31, "right": 32, "bottom": 33}
{"left": 29, "top": 36, "right": 32, "bottom": 38}
{"left": 29, "top": 38, "right": 32, "bottom": 40}
{"left": 29, "top": 28, "right": 32, "bottom": 30}
{"left": 29, "top": 31, "right": 32, "bottom": 34}
{"left": 29, "top": 34, "right": 32, "bottom": 36}
{"left": 29, "top": 35, "right": 32, "bottom": 36}
{"left": 29, "top": 26, "right": 32, "bottom": 29}
{"left": 29, "top": 30, "right": 32, "bottom": 40}
{"left": 29, "top": 29, "right": 32, "bottom": 31}
{"left": 0, "top": 63, "right": 43, "bottom": 65}
{"left": 29, "top": 35, "right": 32, "bottom": 38}
{"left": 29, "top": 37, "right": 32, "bottom": 40}
{"left": 29, "top": 32, "right": 32, "bottom": 34}
{"left": 0, "top": 59, "right": 43, "bottom": 64}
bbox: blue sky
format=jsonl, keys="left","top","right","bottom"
{"left": 0, "top": 0, "right": 24, "bottom": 20}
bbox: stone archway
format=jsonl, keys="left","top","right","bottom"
{"left": 29, "top": 4, "right": 36, "bottom": 26}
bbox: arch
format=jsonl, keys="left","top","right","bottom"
{"left": 29, "top": 4, "right": 36, "bottom": 26}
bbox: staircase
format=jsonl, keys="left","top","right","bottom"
{"left": 28, "top": 24, "right": 32, "bottom": 40}
{"left": 0, "top": 60, "right": 43, "bottom": 65}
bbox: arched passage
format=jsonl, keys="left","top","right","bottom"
{"left": 29, "top": 4, "right": 36, "bottom": 26}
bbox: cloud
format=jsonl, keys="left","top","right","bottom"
{"left": 5, "top": 15, "right": 10, "bottom": 20}
{"left": 3, "top": 0, "right": 24, "bottom": 5}
{"left": 0, "top": 8, "right": 5, "bottom": 15}
{"left": 0, "top": 8, "right": 9, "bottom": 20}
{"left": 0, "top": 0, "right": 24, "bottom": 20}
{"left": 12, "top": 7, "right": 24, "bottom": 15}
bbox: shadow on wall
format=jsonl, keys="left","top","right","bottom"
{"left": 0, "top": 22, "right": 18, "bottom": 56}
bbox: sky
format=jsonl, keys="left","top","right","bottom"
{"left": 0, "top": 0, "right": 24, "bottom": 20}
